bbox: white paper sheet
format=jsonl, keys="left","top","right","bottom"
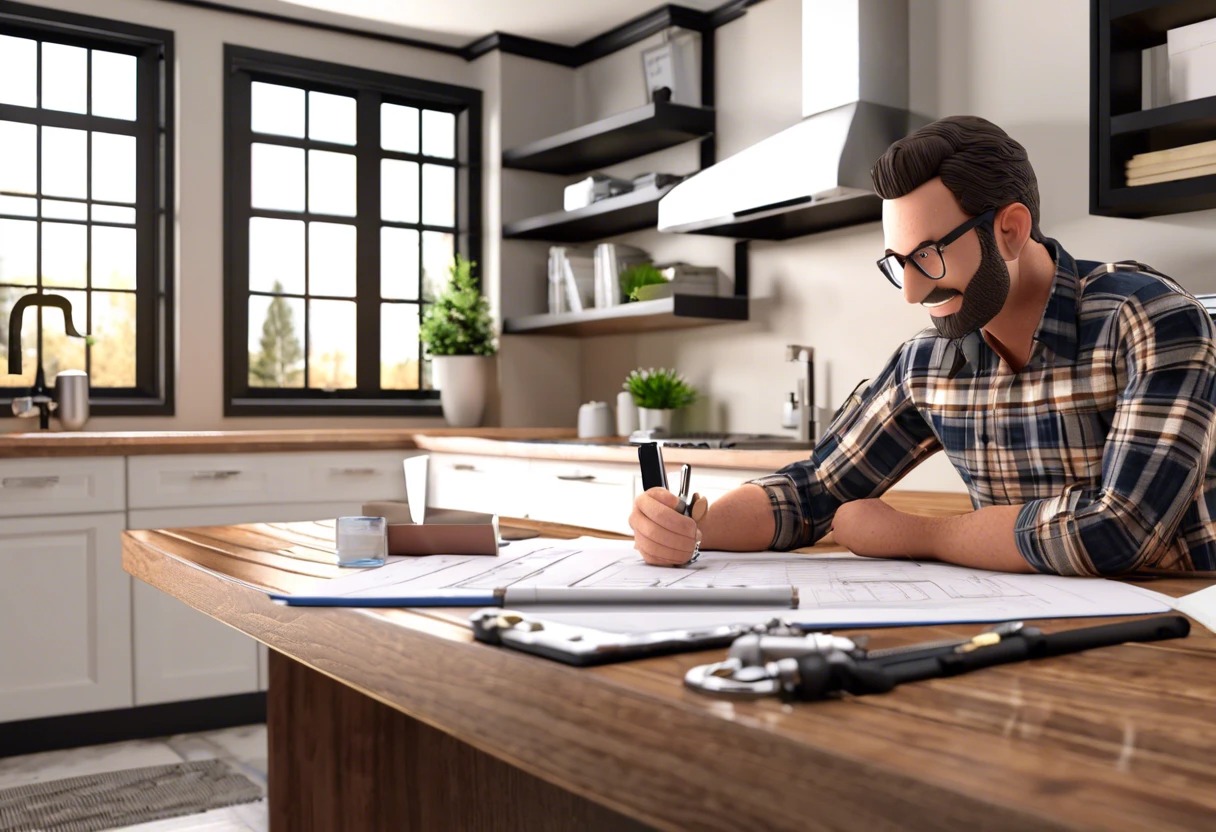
{"left": 1175, "top": 583, "right": 1216, "bottom": 634}
{"left": 291, "top": 537, "right": 1171, "bottom": 631}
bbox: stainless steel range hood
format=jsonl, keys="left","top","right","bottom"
{"left": 657, "top": 0, "right": 927, "bottom": 239}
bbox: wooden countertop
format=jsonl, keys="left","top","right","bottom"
{"left": 123, "top": 494, "right": 1216, "bottom": 832}
{"left": 0, "top": 427, "right": 577, "bottom": 458}
{"left": 0, "top": 427, "right": 815, "bottom": 470}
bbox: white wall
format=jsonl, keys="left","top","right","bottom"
{"left": 572, "top": 0, "right": 1216, "bottom": 492}
{"left": 3, "top": 0, "right": 484, "bottom": 432}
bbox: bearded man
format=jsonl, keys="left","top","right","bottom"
{"left": 628, "top": 115, "right": 1216, "bottom": 577}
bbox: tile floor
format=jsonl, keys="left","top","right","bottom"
{"left": 0, "top": 724, "right": 268, "bottom": 831}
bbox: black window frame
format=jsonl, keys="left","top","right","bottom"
{"left": 0, "top": 0, "right": 175, "bottom": 416}
{"left": 224, "top": 45, "right": 482, "bottom": 417}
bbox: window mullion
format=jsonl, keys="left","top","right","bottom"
{"left": 354, "top": 90, "right": 381, "bottom": 394}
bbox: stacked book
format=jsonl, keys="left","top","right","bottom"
{"left": 1126, "top": 138, "right": 1216, "bottom": 187}
{"left": 547, "top": 247, "right": 594, "bottom": 314}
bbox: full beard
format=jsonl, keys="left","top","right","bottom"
{"left": 930, "top": 227, "right": 1011, "bottom": 340}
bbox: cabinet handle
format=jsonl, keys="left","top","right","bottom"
{"left": 556, "top": 474, "right": 596, "bottom": 482}
{"left": 1, "top": 475, "right": 60, "bottom": 489}
{"left": 452, "top": 463, "right": 478, "bottom": 472}
{"left": 330, "top": 467, "right": 377, "bottom": 476}
{"left": 190, "top": 470, "right": 243, "bottom": 480}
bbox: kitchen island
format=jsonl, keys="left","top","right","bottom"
{"left": 123, "top": 504, "right": 1216, "bottom": 832}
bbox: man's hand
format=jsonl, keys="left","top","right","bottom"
{"left": 629, "top": 487, "right": 699, "bottom": 566}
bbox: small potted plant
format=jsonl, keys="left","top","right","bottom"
{"left": 623, "top": 367, "right": 698, "bottom": 433}
{"left": 420, "top": 255, "right": 497, "bottom": 427}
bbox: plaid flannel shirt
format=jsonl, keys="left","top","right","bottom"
{"left": 751, "top": 239, "right": 1216, "bottom": 576}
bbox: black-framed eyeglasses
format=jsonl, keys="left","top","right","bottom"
{"left": 876, "top": 209, "right": 996, "bottom": 289}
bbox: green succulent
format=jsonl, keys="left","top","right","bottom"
{"left": 623, "top": 367, "right": 698, "bottom": 410}
{"left": 619, "top": 263, "right": 667, "bottom": 302}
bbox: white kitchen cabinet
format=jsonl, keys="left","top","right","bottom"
{"left": 426, "top": 453, "right": 529, "bottom": 518}
{"left": 0, "top": 512, "right": 131, "bottom": 722}
{"left": 0, "top": 456, "right": 125, "bottom": 518}
{"left": 527, "top": 459, "right": 635, "bottom": 534}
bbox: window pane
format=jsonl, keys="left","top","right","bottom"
{"left": 308, "top": 299, "right": 356, "bottom": 389}
{"left": 381, "top": 303, "right": 419, "bottom": 390}
{"left": 91, "top": 204, "right": 136, "bottom": 224}
{"left": 42, "top": 288, "right": 87, "bottom": 381}
{"left": 0, "top": 121, "right": 37, "bottom": 195}
{"left": 421, "top": 164, "right": 455, "bottom": 227}
{"left": 41, "top": 222, "right": 86, "bottom": 287}
{"left": 251, "top": 143, "right": 304, "bottom": 211}
{"left": 0, "top": 35, "right": 37, "bottom": 108}
{"left": 91, "top": 50, "right": 137, "bottom": 120}
{"left": 421, "top": 231, "right": 454, "bottom": 301}
{"left": 308, "top": 91, "right": 356, "bottom": 145}
{"left": 421, "top": 110, "right": 455, "bottom": 159}
{"left": 41, "top": 43, "right": 87, "bottom": 114}
{"left": 249, "top": 217, "right": 304, "bottom": 294}
{"left": 41, "top": 199, "right": 87, "bottom": 221}
{"left": 381, "top": 160, "right": 418, "bottom": 223}
{"left": 41, "top": 127, "right": 87, "bottom": 198}
{"left": 251, "top": 82, "right": 304, "bottom": 138}
{"left": 92, "top": 225, "right": 136, "bottom": 289}
{"left": 0, "top": 196, "right": 35, "bottom": 217}
{"left": 308, "top": 222, "right": 356, "bottom": 297}
{"left": 308, "top": 150, "right": 356, "bottom": 216}
{"left": 0, "top": 286, "right": 36, "bottom": 385}
{"left": 0, "top": 219, "right": 38, "bottom": 285}
{"left": 90, "top": 290, "right": 137, "bottom": 386}
{"left": 248, "top": 294, "right": 304, "bottom": 387}
{"left": 92, "top": 132, "right": 137, "bottom": 203}
{"left": 381, "top": 103, "right": 418, "bottom": 153}
{"left": 380, "top": 227, "right": 418, "bottom": 300}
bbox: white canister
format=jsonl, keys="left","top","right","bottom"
{"left": 577, "top": 401, "right": 615, "bottom": 438}
{"left": 616, "top": 391, "right": 638, "bottom": 437}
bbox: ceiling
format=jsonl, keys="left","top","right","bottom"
{"left": 272, "top": 0, "right": 725, "bottom": 46}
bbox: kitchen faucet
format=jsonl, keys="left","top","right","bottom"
{"left": 785, "top": 344, "right": 816, "bottom": 443}
{"left": 7, "top": 292, "right": 86, "bottom": 430}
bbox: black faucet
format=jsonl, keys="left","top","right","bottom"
{"left": 8, "top": 293, "right": 85, "bottom": 430}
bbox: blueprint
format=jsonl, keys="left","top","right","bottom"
{"left": 294, "top": 537, "right": 1170, "bottom": 632}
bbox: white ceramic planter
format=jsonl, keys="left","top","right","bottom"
{"left": 432, "top": 355, "right": 493, "bottom": 428}
{"left": 637, "top": 407, "right": 674, "bottom": 433}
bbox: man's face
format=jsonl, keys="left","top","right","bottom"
{"left": 881, "top": 177, "right": 1010, "bottom": 339}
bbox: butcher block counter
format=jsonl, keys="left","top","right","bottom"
{"left": 122, "top": 499, "right": 1216, "bottom": 832}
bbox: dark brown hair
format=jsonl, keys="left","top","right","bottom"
{"left": 870, "top": 115, "right": 1045, "bottom": 243}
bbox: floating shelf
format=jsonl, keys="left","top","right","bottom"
{"left": 1098, "top": 173, "right": 1216, "bottom": 217}
{"left": 502, "top": 184, "right": 675, "bottom": 242}
{"left": 502, "top": 101, "right": 715, "bottom": 175}
{"left": 502, "top": 295, "right": 748, "bottom": 337}
{"left": 1110, "top": 95, "right": 1216, "bottom": 145}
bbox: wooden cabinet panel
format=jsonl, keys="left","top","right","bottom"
{"left": 0, "top": 457, "right": 124, "bottom": 518}
{"left": 527, "top": 459, "right": 634, "bottom": 534}
{"left": 0, "top": 512, "right": 131, "bottom": 721}
{"left": 426, "top": 454, "right": 529, "bottom": 518}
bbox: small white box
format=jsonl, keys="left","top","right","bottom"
{"left": 1168, "top": 16, "right": 1216, "bottom": 104}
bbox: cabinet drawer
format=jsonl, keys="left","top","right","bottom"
{"left": 290, "top": 450, "right": 412, "bottom": 505}
{"left": 0, "top": 457, "right": 125, "bottom": 518}
{"left": 426, "top": 453, "right": 527, "bottom": 518}
{"left": 529, "top": 460, "right": 634, "bottom": 534}
{"left": 127, "top": 454, "right": 285, "bottom": 509}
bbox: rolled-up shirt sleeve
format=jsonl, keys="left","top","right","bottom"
{"left": 749, "top": 346, "right": 942, "bottom": 550}
{"left": 1015, "top": 288, "right": 1216, "bottom": 576}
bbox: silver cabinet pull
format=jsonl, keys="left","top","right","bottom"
{"left": 1, "top": 475, "right": 60, "bottom": 489}
{"left": 452, "top": 463, "right": 478, "bottom": 472}
{"left": 330, "top": 467, "right": 377, "bottom": 476}
{"left": 556, "top": 474, "right": 596, "bottom": 482}
{"left": 190, "top": 470, "right": 243, "bottom": 480}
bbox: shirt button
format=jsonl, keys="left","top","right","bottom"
{"left": 981, "top": 434, "right": 990, "bottom": 444}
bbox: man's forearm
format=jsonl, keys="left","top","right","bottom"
{"left": 698, "top": 484, "right": 776, "bottom": 551}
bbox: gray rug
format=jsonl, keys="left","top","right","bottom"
{"left": 0, "top": 759, "right": 262, "bottom": 832}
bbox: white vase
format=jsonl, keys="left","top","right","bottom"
{"left": 432, "top": 355, "right": 493, "bottom": 428}
{"left": 637, "top": 407, "right": 674, "bottom": 433}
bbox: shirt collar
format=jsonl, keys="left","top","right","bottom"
{"left": 951, "top": 237, "right": 1079, "bottom": 370}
